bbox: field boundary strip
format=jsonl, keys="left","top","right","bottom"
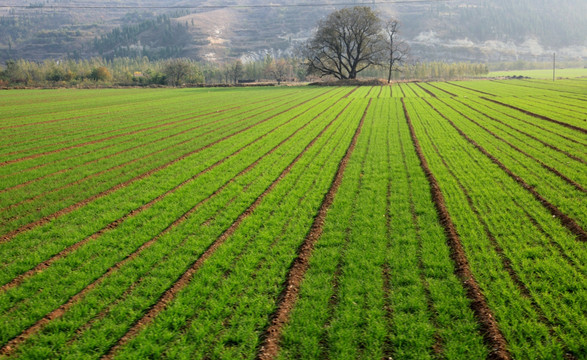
{"left": 481, "top": 97, "right": 587, "bottom": 134}
{"left": 401, "top": 98, "right": 512, "bottom": 360}
{"left": 0, "top": 91, "right": 331, "bottom": 243}
{"left": 99, "top": 100, "right": 355, "bottom": 360}
{"left": 422, "top": 99, "right": 587, "bottom": 243}
{"left": 257, "top": 99, "right": 370, "bottom": 360}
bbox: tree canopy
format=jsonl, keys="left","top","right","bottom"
{"left": 303, "top": 6, "right": 387, "bottom": 80}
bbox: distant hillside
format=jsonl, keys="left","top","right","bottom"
{"left": 0, "top": 0, "right": 585, "bottom": 64}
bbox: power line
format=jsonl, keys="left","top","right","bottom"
{"left": 0, "top": 0, "right": 455, "bottom": 10}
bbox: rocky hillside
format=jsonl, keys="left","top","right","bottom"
{"left": 0, "top": 0, "right": 585, "bottom": 64}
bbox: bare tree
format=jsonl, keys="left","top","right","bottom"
{"left": 303, "top": 6, "right": 385, "bottom": 80}
{"left": 265, "top": 58, "right": 292, "bottom": 85}
{"left": 163, "top": 58, "right": 198, "bottom": 86}
{"left": 230, "top": 60, "right": 243, "bottom": 84}
{"left": 384, "top": 19, "right": 409, "bottom": 83}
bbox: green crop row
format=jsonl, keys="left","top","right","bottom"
{"left": 0, "top": 89, "right": 329, "bottom": 235}
{"left": 279, "top": 98, "right": 488, "bottom": 360}
{"left": 425, "top": 97, "right": 586, "bottom": 229}
{"left": 0, "top": 88, "right": 345, "bottom": 289}
{"left": 0, "top": 81, "right": 584, "bottom": 359}
{"left": 405, "top": 97, "right": 586, "bottom": 358}
{"left": 6, "top": 93, "right": 358, "bottom": 360}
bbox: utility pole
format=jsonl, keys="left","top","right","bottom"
{"left": 553, "top": 53, "right": 556, "bottom": 82}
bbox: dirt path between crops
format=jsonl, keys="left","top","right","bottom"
{"left": 467, "top": 98, "right": 586, "bottom": 147}
{"left": 396, "top": 115, "right": 444, "bottom": 357}
{"left": 402, "top": 98, "right": 512, "bottom": 360}
{"left": 256, "top": 99, "right": 369, "bottom": 360}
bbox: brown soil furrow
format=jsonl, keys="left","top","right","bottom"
{"left": 481, "top": 97, "right": 587, "bottom": 134}
{"left": 0, "top": 103, "right": 259, "bottom": 189}
{"left": 402, "top": 98, "right": 512, "bottom": 360}
{"left": 177, "top": 105, "right": 348, "bottom": 344}
{"left": 0, "top": 94, "right": 342, "bottom": 357}
{"left": 317, "top": 116, "right": 370, "bottom": 359}
{"left": 1, "top": 109, "right": 163, "bottom": 157}
{"left": 467, "top": 98, "right": 585, "bottom": 146}
{"left": 419, "top": 121, "right": 568, "bottom": 352}
{"left": 256, "top": 100, "right": 369, "bottom": 360}
{"left": 528, "top": 97, "right": 587, "bottom": 118}
{"left": 100, "top": 100, "right": 354, "bottom": 360}
{"left": 425, "top": 82, "right": 457, "bottom": 97}
{"left": 189, "top": 160, "right": 333, "bottom": 353}
{"left": 398, "top": 84, "right": 406, "bottom": 98}
{"left": 414, "top": 82, "right": 437, "bottom": 98}
{"left": 0, "top": 122, "right": 264, "bottom": 292}
{"left": 560, "top": 95, "right": 587, "bottom": 103}
{"left": 435, "top": 99, "right": 586, "bottom": 193}
{"left": 499, "top": 80, "right": 582, "bottom": 96}
{"left": 512, "top": 198, "right": 587, "bottom": 278}
{"left": 0, "top": 140, "right": 128, "bottom": 181}
{"left": 221, "top": 109, "right": 346, "bottom": 283}
{"left": 343, "top": 86, "right": 359, "bottom": 98}
{"left": 0, "top": 97, "right": 313, "bottom": 243}
{"left": 446, "top": 82, "right": 496, "bottom": 97}
{"left": 0, "top": 106, "right": 241, "bottom": 167}
{"left": 397, "top": 117, "right": 444, "bottom": 357}
{"left": 424, "top": 100, "right": 587, "bottom": 243}
{"left": 0, "top": 99, "right": 288, "bottom": 213}
{"left": 455, "top": 99, "right": 586, "bottom": 165}
{"left": 0, "top": 112, "right": 110, "bottom": 130}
